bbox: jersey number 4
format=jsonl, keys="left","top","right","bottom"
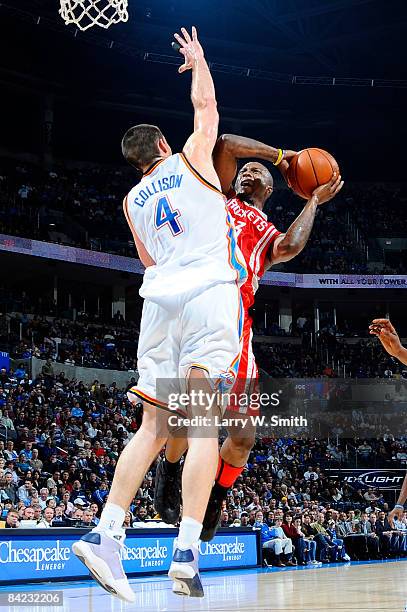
{"left": 155, "top": 196, "right": 183, "bottom": 236}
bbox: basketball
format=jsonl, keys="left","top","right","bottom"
{"left": 287, "top": 148, "right": 340, "bottom": 200}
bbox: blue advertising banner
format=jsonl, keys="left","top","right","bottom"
{"left": 0, "top": 528, "right": 259, "bottom": 584}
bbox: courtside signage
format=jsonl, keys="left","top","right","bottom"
{"left": 0, "top": 530, "right": 258, "bottom": 583}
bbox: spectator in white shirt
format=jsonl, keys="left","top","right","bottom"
{"left": 37, "top": 507, "right": 54, "bottom": 528}
{"left": 304, "top": 466, "right": 319, "bottom": 481}
{"left": 38, "top": 488, "right": 50, "bottom": 510}
{"left": 18, "top": 479, "right": 34, "bottom": 505}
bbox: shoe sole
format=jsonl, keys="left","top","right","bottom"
{"left": 168, "top": 563, "right": 204, "bottom": 598}
{"left": 153, "top": 503, "right": 180, "bottom": 525}
{"left": 72, "top": 541, "right": 135, "bottom": 603}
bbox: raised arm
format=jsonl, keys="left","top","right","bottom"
{"left": 268, "top": 173, "right": 344, "bottom": 266}
{"left": 369, "top": 318, "right": 407, "bottom": 524}
{"left": 212, "top": 133, "right": 296, "bottom": 195}
{"left": 369, "top": 319, "right": 407, "bottom": 365}
{"left": 174, "top": 27, "right": 220, "bottom": 188}
{"left": 388, "top": 473, "right": 407, "bottom": 527}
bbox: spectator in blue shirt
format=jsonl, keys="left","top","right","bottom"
{"left": 254, "top": 511, "right": 296, "bottom": 567}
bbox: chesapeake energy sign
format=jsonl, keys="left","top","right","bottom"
{"left": 327, "top": 469, "right": 405, "bottom": 490}
{"left": 0, "top": 531, "right": 258, "bottom": 583}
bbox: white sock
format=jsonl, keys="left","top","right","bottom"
{"left": 177, "top": 517, "right": 202, "bottom": 550}
{"left": 94, "top": 502, "right": 125, "bottom": 533}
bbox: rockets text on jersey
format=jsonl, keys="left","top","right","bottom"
{"left": 227, "top": 196, "right": 281, "bottom": 310}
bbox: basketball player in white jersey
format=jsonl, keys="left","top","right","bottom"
{"left": 72, "top": 27, "right": 246, "bottom": 601}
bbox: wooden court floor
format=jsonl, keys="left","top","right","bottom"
{"left": 1, "top": 560, "right": 406, "bottom": 612}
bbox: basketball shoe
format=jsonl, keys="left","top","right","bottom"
{"left": 72, "top": 529, "right": 135, "bottom": 603}
{"left": 168, "top": 539, "right": 204, "bottom": 597}
{"left": 200, "top": 481, "right": 228, "bottom": 541}
{"left": 154, "top": 459, "right": 182, "bottom": 524}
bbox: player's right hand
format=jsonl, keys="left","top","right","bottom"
{"left": 174, "top": 26, "right": 204, "bottom": 74}
{"left": 278, "top": 150, "right": 298, "bottom": 184}
{"left": 311, "top": 172, "right": 344, "bottom": 205}
{"left": 369, "top": 318, "right": 403, "bottom": 358}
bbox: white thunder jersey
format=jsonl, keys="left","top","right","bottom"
{"left": 125, "top": 153, "right": 247, "bottom": 304}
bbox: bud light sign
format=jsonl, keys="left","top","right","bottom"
{"left": 0, "top": 529, "right": 259, "bottom": 584}
{"left": 327, "top": 469, "right": 406, "bottom": 490}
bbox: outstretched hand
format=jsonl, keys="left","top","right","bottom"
{"left": 388, "top": 506, "right": 402, "bottom": 529}
{"left": 369, "top": 318, "right": 403, "bottom": 358}
{"left": 312, "top": 172, "right": 344, "bottom": 205}
{"left": 174, "top": 26, "right": 204, "bottom": 74}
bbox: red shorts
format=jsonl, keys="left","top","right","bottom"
{"left": 227, "top": 310, "right": 259, "bottom": 416}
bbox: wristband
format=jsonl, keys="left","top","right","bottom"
{"left": 273, "top": 149, "right": 285, "bottom": 166}
{"left": 394, "top": 504, "right": 404, "bottom": 510}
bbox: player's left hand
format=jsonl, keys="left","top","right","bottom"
{"left": 174, "top": 27, "right": 204, "bottom": 74}
{"left": 388, "top": 506, "right": 402, "bottom": 529}
{"left": 312, "top": 172, "right": 344, "bottom": 205}
{"left": 369, "top": 318, "right": 403, "bottom": 358}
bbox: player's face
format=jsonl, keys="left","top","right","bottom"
{"left": 235, "top": 163, "right": 273, "bottom": 202}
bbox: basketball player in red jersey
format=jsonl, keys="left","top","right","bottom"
{"left": 155, "top": 133, "right": 343, "bottom": 539}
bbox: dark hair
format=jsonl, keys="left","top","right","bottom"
{"left": 122, "top": 124, "right": 164, "bottom": 170}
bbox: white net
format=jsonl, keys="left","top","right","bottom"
{"left": 59, "top": 0, "right": 128, "bottom": 31}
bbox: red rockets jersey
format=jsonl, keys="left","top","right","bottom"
{"left": 227, "top": 196, "right": 281, "bottom": 311}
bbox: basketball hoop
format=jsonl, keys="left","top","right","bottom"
{"left": 59, "top": 0, "right": 128, "bottom": 31}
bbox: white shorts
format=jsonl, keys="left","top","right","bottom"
{"left": 128, "top": 282, "right": 242, "bottom": 415}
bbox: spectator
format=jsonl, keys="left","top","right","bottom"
{"left": 259, "top": 514, "right": 296, "bottom": 568}
{"left": 376, "top": 510, "right": 395, "bottom": 556}
{"left": 3, "top": 441, "right": 18, "bottom": 462}
{"left": 80, "top": 508, "right": 97, "bottom": 528}
{"left": 295, "top": 517, "right": 320, "bottom": 565}
{"left": 37, "top": 507, "right": 54, "bottom": 528}
{"left": 17, "top": 479, "right": 34, "bottom": 506}
{"left": 5, "top": 509, "right": 19, "bottom": 528}
{"left": 304, "top": 466, "right": 319, "bottom": 482}
{"left": 282, "top": 513, "right": 307, "bottom": 565}
{"left": 360, "top": 512, "right": 380, "bottom": 559}
{"left": 1, "top": 473, "right": 18, "bottom": 504}
{"left": 38, "top": 488, "right": 51, "bottom": 510}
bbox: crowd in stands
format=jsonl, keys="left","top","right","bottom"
{"left": 1, "top": 280, "right": 405, "bottom": 377}
{"left": 265, "top": 189, "right": 369, "bottom": 274}
{"left": 350, "top": 184, "right": 407, "bottom": 239}
{"left": 2, "top": 158, "right": 405, "bottom": 274}
{"left": 255, "top": 336, "right": 407, "bottom": 379}
{"left": 0, "top": 159, "right": 134, "bottom": 256}
{"left": 7, "top": 313, "right": 139, "bottom": 372}
{"left": 2, "top": 311, "right": 403, "bottom": 378}
{"left": 0, "top": 366, "right": 406, "bottom": 566}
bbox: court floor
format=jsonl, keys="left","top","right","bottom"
{"left": 1, "top": 560, "right": 406, "bottom": 612}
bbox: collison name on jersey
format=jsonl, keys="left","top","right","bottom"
{"left": 133, "top": 174, "right": 184, "bottom": 207}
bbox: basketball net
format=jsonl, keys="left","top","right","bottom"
{"left": 59, "top": 0, "right": 128, "bottom": 31}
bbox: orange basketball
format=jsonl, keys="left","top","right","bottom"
{"left": 287, "top": 148, "right": 339, "bottom": 200}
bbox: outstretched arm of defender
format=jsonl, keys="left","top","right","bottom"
{"left": 212, "top": 133, "right": 297, "bottom": 195}
{"left": 369, "top": 319, "right": 407, "bottom": 364}
{"left": 388, "top": 473, "right": 407, "bottom": 528}
{"left": 268, "top": 173, "right": 344, "bottom": 266}
{"left": 174, "top": 27, "right": 220, "bottom": 187}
